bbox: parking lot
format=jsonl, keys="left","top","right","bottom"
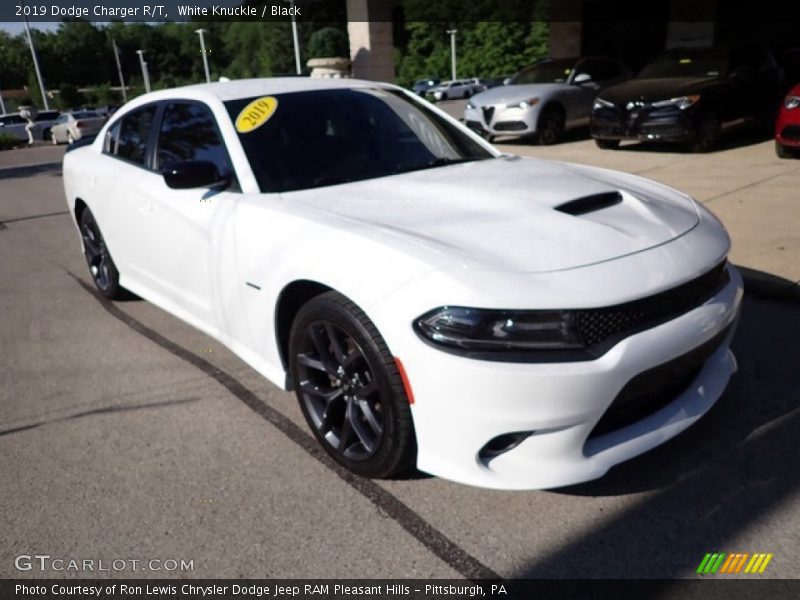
{"left": 1, "top": 134, "right": 799, "bottom": 580}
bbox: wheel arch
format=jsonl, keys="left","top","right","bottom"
{"left": 74, "top": 197, "right": 88, "bottom": 225}
{"left": 274, "top": 279, "right": 334, "bottom": 382}
{"left": 539, "top": 100, "right": 566, "bottom": 121}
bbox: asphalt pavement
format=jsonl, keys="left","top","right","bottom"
{"left": 1, "top": 140, "right": 798, "bottom": 580}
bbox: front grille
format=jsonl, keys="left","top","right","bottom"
{"left": 577, "top": 261, "right": 729, "bottom": 350}
{"left": 587, "top": 324, "right": 731, "bottom": 440}
{"left": 781, "top": 124, "right": 800, "bottom": 141}
{"left": 494, "top": 121, "right": 527, "bottom": 131}
{"left": 482, "top": 106, "right": 495, "bottom": 124}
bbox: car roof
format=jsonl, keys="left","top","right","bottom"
{"left": 129, "top": 77, "right": 396, "bottom": 106}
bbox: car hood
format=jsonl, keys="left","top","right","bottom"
{"left": 470, "top": 83, "right": 565, "bottom": 106}
{"left": 599, "top": 77, "right": 727, "bottom": 103}
{"left": 284, "top": 157, "right": 700, "bottom": 273}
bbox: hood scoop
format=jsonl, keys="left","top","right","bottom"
{"left": 555, "top": 191, "right": 623, "bottom": 216}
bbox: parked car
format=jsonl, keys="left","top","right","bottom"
{"left": 486, "top": 75, "right": 512, "bottom": 89}
{"left": 411, "top": 78, "right": 440, "bottom": 96}
{"left": 466, "top": 78, "right": 490, "bottom": 92}
{"left": 464, "top": 57, "right": 630, "bottom": 143}
{"left": 0, "top": 109, "right": 61, "bottom": 142}
{"left": 775, "top": 84, "right": 800, "bottom": 158}
{"left": 428, "top": 79, "right": 483, "bottom": 101}
{"left": 94, "top": 105, "right": 119, "bottom": 117}
{"left": 63, "top": 78, "right": 742, "bottom": 490}
{"left": 50, "top": 111, "right": 107, "bottom": 145}
{"left": 591, "top": 45, "right": 783, "bottom": 152}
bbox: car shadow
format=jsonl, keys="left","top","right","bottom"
{"left": 512, "top": 266, "right": 800, "bottom": 578}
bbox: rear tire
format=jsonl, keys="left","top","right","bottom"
{"left": 79, "top": 207, "right": 123, "bottom": 300}
{"left": 595, "top": 138, "right": 620, "bottom": 150}
{"left": 289, "top": 291, "right": 416, "bottom": 479}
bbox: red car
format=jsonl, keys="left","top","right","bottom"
{"left": 775, "top": 84, "right": 800, "bottom": 158}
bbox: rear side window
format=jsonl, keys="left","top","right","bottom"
{"left": 115, "top": 106, "right": 156, "bottom": 165}
{"left": 156, "top": 102, "right": 232, "bottom": 177}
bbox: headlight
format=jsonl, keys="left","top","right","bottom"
{"left": 593, "top": 97, "right": 614, "bottom": 110}
{"left": 651, "top": 95, "right": 700, "bottom": 110}
{"left": 785, "top": 95, "right": 800, "bottom": 110}
{"left": 415, "top": 306, "right": 584, "bottom": 352}
{"left": 512, "top": 98, "right": 540, "bottom": 109}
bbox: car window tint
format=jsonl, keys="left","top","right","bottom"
{"left": 73, "top": 111, "right": 100, "bottom": 119}
{"left": 227, "top": 88, "right": 492, "bottom": 193}
{"left": 116, "top": 106, "right": 156, "bottom": 165}
{"left": 156, "top": 102, "right": 232, "bottom": 176}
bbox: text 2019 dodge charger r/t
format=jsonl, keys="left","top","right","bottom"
{"left": 62, "top": 79, "right": 743, "bottom": 490}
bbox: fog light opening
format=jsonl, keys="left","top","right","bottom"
{"left": 479, "top": 431, "right": 533, "bottom": 461}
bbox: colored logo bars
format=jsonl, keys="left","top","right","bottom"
{"left": 697, "top": 553, "right": 774, "bottom": 575}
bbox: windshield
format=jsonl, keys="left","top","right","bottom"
{"left": 638, "top": 50, "right": 729, "bottom": 79}
{"left": 227, "top": 88, "right": 492, "bottom": 193}
{"left": 511, "top": 59, "right": 576, "bottom": 84}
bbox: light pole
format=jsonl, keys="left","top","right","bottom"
{"left": 111, "top": 38, "right": 127, "bottom": 103}
{"left": 136, "top": 50, "right": 151, "bottom": 93}
{"left": 284, "top": 0, "right": 302, "bottom": 75}
{"left": 446, "top": 29, "right": 457, "bottom": 81}
{"left": 23, "top": 14, "right": 49, "bottom": 110}
{"left": 195, "top": 28, "right": 211, "bottom": 83}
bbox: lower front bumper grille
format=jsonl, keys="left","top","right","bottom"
{"left": 780, "top": 124, "right": 800, "bottom": 141}
{"left": 494, "top": 121, "right": 528, "bottom": 132}
{"left": 588, "top": 324, "right": 731, "bottom": 439}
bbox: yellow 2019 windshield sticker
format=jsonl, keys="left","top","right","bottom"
{"left": 235, "top": 96, "right": 278, "bottom": 133}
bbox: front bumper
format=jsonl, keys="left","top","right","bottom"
{"left": 464, "top": 102, "right": 540, "bottom": 137}
{"left": 775, "top": 120, "right": 800, "bottom": 148}
{"left": 375, "top": 264, "right": 743, "bottom": 490}
{"left": 592, "top": 104, "right": 698, "bottom": 143}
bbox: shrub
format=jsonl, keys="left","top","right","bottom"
{"left": 308, "top": 27, "right": 349, "bottom": 59}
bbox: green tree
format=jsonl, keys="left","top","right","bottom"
{"left": 58, "top": 84, "right": 85, "bottom": 109}
{"left": 308, "top": 27, "right": 349, "bottom": 58}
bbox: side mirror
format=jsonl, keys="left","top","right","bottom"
{"left": 162, "top": 160, "right": 230, "bottom": 190}
{"left": 573, "top": 73, "right": 592, "bottom": 84}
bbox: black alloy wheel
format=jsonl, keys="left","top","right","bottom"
{"left": 538, "top": 106, "right": 565, "bottom": 145}
{"left": 289, "top": 291, "right": 416, "bottom": 478}
{"left": 79, "top": 208, "right": 123, "bottom": 299}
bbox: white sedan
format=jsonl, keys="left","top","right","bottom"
{"left": 62, "top": 78, "right": 743, "bottom": 490}
{"left": 50, "top": 110, "right": 106, "bottom": 145}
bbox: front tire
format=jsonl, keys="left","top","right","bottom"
{"left": 79, "top": 207, "right": 123, "bottom": 299}
{"left": 689, "top": 111, "right": 720, "bottom": 153}
{"left": 537, "top": 105, "right": 565, "bottom": 145}
{"left": 595, "top": 138, "right": 620, "bottom": 150}
{"left": 776, "top": 140, "right": 794, "bottom": 159}
{"left": 289, "top": 291, "right": 416, "bottom": 478}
